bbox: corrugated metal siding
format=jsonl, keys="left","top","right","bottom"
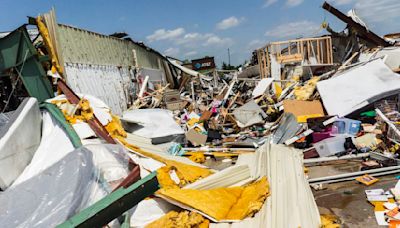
{"left": 64, "top": 63, "right": 134, "bottom": 115}
{"left": 57, "top": 24, "right": 162, "bottom": 70}
{"left": 55, "top": 24, "right": 173, "bottom": 114}
{"left": 134, "top": 45, "right": 161, "bottom": 69}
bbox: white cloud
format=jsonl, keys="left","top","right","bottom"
{"left": 247, "top": 39, "right": 266, "bottom": 51}
{"left": 216, "top": 16, "right": 244, "bottom": 30}
{"left": 327, "top": 0, "right": 400, "bottom": 24}
{"left": 164, "top": 47, "right": 180, "bottom": 56}
{"left": 326, "top": 0, "right": 400, "bottom": 33}
{"left": 263, "top": 0, "right": 277, "bottom": 7}
{"left": 185, "top": 51, "right": 197, "bottom": 57}
{"left": 203, "top": 35, "right": 233, "bottom": 47}
{"left": 263, "top": 0, "right": 303, "bottom": 7}
{"left": 146, "top": 28, "right": 185, "bottom": 42}
{"left": 353, "top": 0, "right": 400, "bottom": 23}
{"left": 174, "top": 32, "right": 232, "bottom": 48}
{"left": 286, "top": 0, "right": 303, "bottom": 7}
{"left": 265, "top": 20, "right": 320, "bottom": 39}
{"left": 329, "top": 0, "right": 354, "bottom": 5}
{"left": 146, "top": 27, "right": 234, "bottom": 62}
{"left": 175, "top": 33, "right": 209, "bottom": 46}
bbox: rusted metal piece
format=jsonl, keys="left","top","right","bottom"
{"left": 113, "top": 165, "right": 141, "bottom": 190}
{"left": 57, "top": 80, "right": 116, "bottom": 144}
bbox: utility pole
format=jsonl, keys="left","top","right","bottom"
{"left": 228, "top": 48, "right": 231, "bottom": 67}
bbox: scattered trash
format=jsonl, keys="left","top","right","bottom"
{"left": 355, "top": 174, "right": 379, "bottom": 186}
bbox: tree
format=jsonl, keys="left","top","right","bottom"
{"left": 221, "top": 61, "right": 236, "bottom": 70}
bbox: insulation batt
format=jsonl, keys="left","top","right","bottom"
{"left": 157, "top": 177, "right": 270, "bottom": 221}
{"left": 146, "top": 211, "right": 209, "bottom": 228}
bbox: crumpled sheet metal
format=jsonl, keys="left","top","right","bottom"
{"left": 272, "top": 113, "right": 302, "bottom": 144}
{"left": 233, "top": 100, "right": 267, "bottom": 128}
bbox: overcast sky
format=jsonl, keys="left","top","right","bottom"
{"left": 0, "top": 0, "right": 399, "bottom": 66}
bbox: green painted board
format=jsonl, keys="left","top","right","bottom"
{"left": 40, "top": 103, "right": 82, "bottom": 148}
{"left": 57, "top": 172, "right": 159, "bottom": 228}
{"left": 0, "top": 26, "right": 53, "bottom": 102}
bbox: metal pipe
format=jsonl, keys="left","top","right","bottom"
{"left": 310, "top": 169, "right": 400, "bottom": 185}
{"left": 304, "top": 153, "right": 369, "bottom": 164}
{"left": 308, "top": 165, "right": 400, "bottom": 183}
{"left": 183, "top": 147, "right": 255, "bottom": 152}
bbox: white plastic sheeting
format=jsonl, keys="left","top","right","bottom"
{"left": 359, "top": 47, "right": 400, "bottom": 71}
{"left": 317, "top": 59, "right": 400, "bottom": 117}
{"left": 130, "top": 198, "right": 179, "bottom": 227}
{"left": 12, "top": 111, "right": 75, "bottom": 186}
{"left": 64, "top": 63, "right": 134, "bottom": 115}
{"left": 0, "top": 149, "right": 95, "bottom": 228}
{"left": 0, "top": 98, "right": 41, "bottom": 189}
{"left": 122, "top": 109, "right": 184, "bottom": 138}
{"left": 1, "top": 144, "right": 132, "bottom": 227}
{"left": 3, "top": 141, "right": 132, "bottom": 227}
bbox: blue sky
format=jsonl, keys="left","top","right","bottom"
{"left": 0, "top": 0, "right": 399, "bottom": 66}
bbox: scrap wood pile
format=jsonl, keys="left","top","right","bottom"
{"left": 0, "top": 1, "right": 399, "bottom": 228}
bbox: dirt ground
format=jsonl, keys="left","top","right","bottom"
{"left": 310, "top": 162, "right": 399, "bottom": 227}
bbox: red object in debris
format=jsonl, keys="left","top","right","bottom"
{"left": 57, "top": 80, "right": 116, "bottom": 144}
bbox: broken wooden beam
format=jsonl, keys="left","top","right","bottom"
{"left": 322, "top": 1, "right": 390, "bottom": 47}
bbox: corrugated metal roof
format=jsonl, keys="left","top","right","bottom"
{"left": 0, "top": 28, "right": 39, "bottom": 40}
{"left": 57, "top": 24, "right": 162, "bottom": 69}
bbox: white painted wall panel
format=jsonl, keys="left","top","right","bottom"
{"left": 65, "top": 63, "right": 134, "bottom": 115}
